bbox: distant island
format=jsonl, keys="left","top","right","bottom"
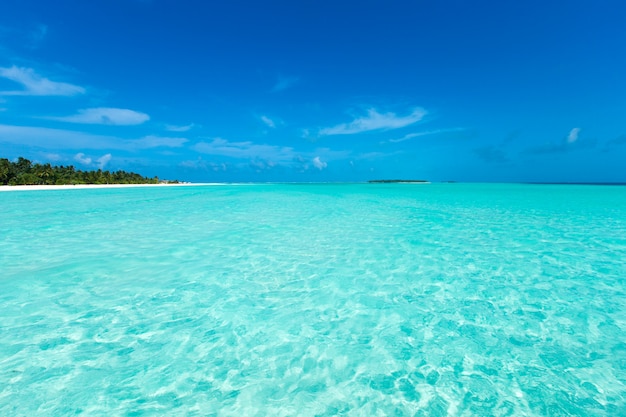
{"left": 368, "top": 179, "right": 430, "bottom": 184}
{"left": 0, "top": 157, "right": 177, "bottom": 186}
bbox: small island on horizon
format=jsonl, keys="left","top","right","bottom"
{"left": 0, "top": 157, "right": 179, "bottom": 186}
{"left": 368, "top": 179, "right": 430, "bottom": 184}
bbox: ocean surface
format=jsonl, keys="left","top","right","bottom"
{"left": 1, "top": 183, "right": 625, "bottom": 416}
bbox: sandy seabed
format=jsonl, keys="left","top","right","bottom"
{"left": 0, "top": 183, "right": 221, "bottom": 192}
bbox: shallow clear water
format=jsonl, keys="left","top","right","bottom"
{"left": 1, "top": 183, "right": 625, "bottom": 416}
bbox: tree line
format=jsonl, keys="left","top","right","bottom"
{"left": 0, "top": 157, "right": 168, "bottom": 185}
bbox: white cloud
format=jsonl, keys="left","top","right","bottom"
{"left": 179, "top": 159, "right": 200, "bottom": 168}
{"left": 312, "top": 156, "right": 327, "bottom": 170}
{"left": 192, "top": 138, "right": 296, "bottom": 162}
{"left": 260, "top": 115, "right": 276, "bottom": 128}
{"left": 0, "top": 124, "right": 186, "bottom": 150}
{"left": 0, "top": 66, "right": 85, "bottom": 96}
{"left": 97, "top": 153, "right": 112, "bottom": 169}
{"left": 311, "top": 147, "right": 352, "bottom": 160}
{"left": 356, "top": 151, "right": 403, "bottom": 160}
{"left": 191, "top": 139, "right": 349, "bottom": 172}
{"left": 74, "top": 153, "right": 92, "bottom": 165}
{"left": 386, "top": 127, "right": 466, "bottom": 143}
{"left": 42, "top": 153, "right": 63, "bottom": 162}
{"left": 180, "top": 158, "right": 228, "bottom": 171}
{"left": 73, "top": 152, "right": 112, "bottom": 168}
{"left": 249, "top": 159, "right": 276, "bottom": 172}
{"left": 213, "top": 162, "right": 227, "bottom": 172}
{"left": 319, "top": 107, "right": 426, "bottom": 136}
{"left": 567, "top": 127, "right": 581, "bottom": 144}
{"left": 0, "top": 124, "right": 120, "bottom": 149}
{"left": 165, "top": 123, "right": 194, "bottom": 132}
{"left": 132, "top": 135, "right": 188, "bottom": 149}
{"left": 526, "top": 128, "right": 595, "bottom": 155}
{"left": 50, "top": 107, "right": 150, "bottom": 125}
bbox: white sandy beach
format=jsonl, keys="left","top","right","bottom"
{"left": 0, "top": 183, "right": 223, "bottom": 192}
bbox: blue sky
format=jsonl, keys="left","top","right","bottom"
{"left": 1, "top": 0, "right": 625, "bottom": 182}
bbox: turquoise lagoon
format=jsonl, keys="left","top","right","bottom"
{"left": 1, "top": 183, "right": 625, "bottom": 416}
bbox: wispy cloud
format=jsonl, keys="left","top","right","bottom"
{"left": 385, "top": 127, "right": 466, "bottom": 143}
{"left": 180, "top": 158, "right": 228, "bottom": 171}
{"left": 41, "top": 152, "right": 63, "bottom": 162}
{"left": 271, "top": 75, "right": 299, "bottom": 92}
{"left": 0, "top": 66, "right": 85, "bottom": 96}
{"left": 319, "top": 107, "right": 426, "bottom": 136}
{"left": 165, "top": 123, "right": 195, "bottom": 132}
{"left": 49, "top": 107, "right": 150, "bottom": 125}
{"left": 355, "top": 150, "right": 404, "bottom": 160}
{"left": 292, "top": 154, "right": 338, "bottom": 172}
{"left": 300, "top": 128, "right": 311, "bottom": 139}
{"left": 567, "top": 127, "right": 580, "bottom": 144}
{"left": 312, "top": 156, "right": 327, "bottom": 170}
{"left": 0, "top": 124, "right": 186, "bottom": 150}
{"left": 74, "top": 152, "right": 112, "bottom": 169}
{"left": 0, "top": 124, "right": 119, "bottom": 149}
{"left": 190, "top": 138, "right": 347, "bottom": 173}
{"left": 260, "top": 115, "right": 276, "bottom": 128}
{"left": 132, "top": 135, "right": 188, "bottom": 149}
{"left": 97, "top": 153, "right": 112, "bottom": 168}
{"left": 192, "top": 138, "right": 295, "bottom": 162}
{"left": 74, "top": 153, "right": 92, "bottom": 165}
{"left": 313, "top": 147, "right": 352, "bottom": 161}
{"left": 249, "top": 158, "right": 277, "bottom": 172}
{"left": 525, "top": 127, "right": 595, "bottom": 155}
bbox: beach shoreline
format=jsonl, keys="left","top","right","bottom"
{"left": 0, "top": 183, "right": 222, "bottom": 192}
